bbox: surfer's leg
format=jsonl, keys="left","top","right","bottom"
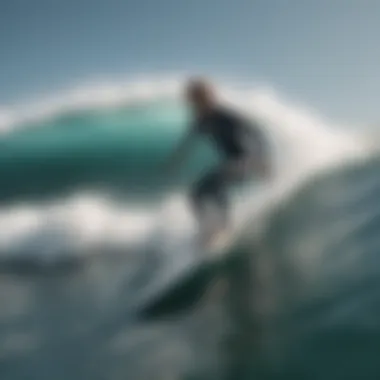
{"left": 190, "top": 175, "right": 208, "bottom": 220}
{"left": 190, "top": 173, "right": 212, "bottom": 228}
{"left": 190, "top": 168, "right": 230, "bottom": 237}
{"left": 212, "top": 171, "right": 230, "bottom": 229}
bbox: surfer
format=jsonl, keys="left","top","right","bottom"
{"left": 166, "top": 78, "right": 271, "bottom": 246}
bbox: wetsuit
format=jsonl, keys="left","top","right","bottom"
{"left": 190, "top": 106, "right": 268, "bottom": 223}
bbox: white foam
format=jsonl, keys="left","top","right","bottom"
{"left": 0, "top": 194, "right": 152, "bottom": 259}
{"left": 0, "top": 190, "right": 199, "bottom": 261}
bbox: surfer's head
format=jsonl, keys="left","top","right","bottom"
{"left": 185, "top": 77, "right": 217, "bottom": 116}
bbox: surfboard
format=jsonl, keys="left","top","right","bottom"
{"left": 139, "top": 228, "right": 239, "bottom": 320}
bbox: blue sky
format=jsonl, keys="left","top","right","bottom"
{"left": 1, "top": 0, "right": 380, "bottom": 123}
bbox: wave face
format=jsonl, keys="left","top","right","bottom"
{"left": 0, "top": 79, "right": 374, "bottom": 380}
{"left": 0, "top": 99, "right": 202, "bottom": 202}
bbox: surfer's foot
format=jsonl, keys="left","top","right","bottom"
{"left": 200, "top": 224, "right": 230, "bottom": 249}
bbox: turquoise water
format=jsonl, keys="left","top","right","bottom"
{"left": 0, "top": 87, "right": 379, "bottom": 380}
{"left": 0, "top": 101, "right": 219, "bottom": 204}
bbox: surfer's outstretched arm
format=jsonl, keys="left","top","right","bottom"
{"left": 164, "top": 129, "right": 197, "bottom": 175}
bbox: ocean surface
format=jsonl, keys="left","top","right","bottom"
{"left": 0, "top": 79, "right": 377, "bottom": 380}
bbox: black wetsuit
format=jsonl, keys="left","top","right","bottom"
{"left": 190, "top": 106, "right": 267, "bottom": 221}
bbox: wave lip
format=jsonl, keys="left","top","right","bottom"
{"left": 0, "top": 77, "right": 183, "bottom": 134}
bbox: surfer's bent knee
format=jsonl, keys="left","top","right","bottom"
{"left": 190, "top": 170, "right": 223, "bottom": 206}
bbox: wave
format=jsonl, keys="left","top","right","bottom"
{"left": 0, "top": 77, "right": 378, "bottom": 380}
{"left": 0, "top": 78, "right": 369, "bottom": 264}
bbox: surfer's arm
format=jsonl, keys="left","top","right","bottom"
{"left": 164, "top": 128, "right": 198, "bottom": 175}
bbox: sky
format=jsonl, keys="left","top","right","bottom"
{"left": 1, "top": 0, "right": 380, "bottom": 124}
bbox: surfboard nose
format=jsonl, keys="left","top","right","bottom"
{"left": 139, "top": 261, "right": 220, "bottom": 320}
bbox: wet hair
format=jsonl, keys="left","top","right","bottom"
{"left": 185, "top": 77, "right": 215, "bottom": 100}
